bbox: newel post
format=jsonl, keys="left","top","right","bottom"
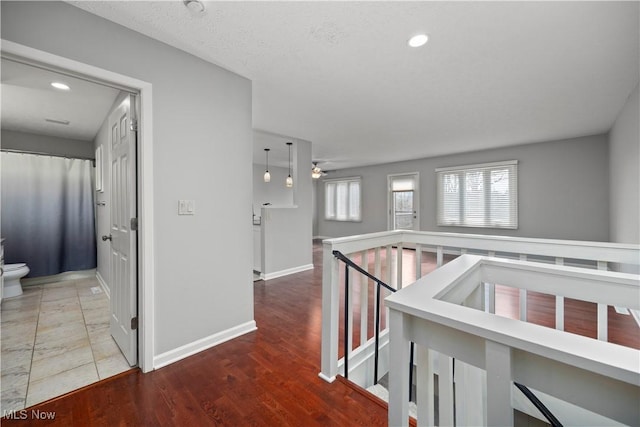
{"left": 319, "top": 242, "right": 340, "bottom": 382}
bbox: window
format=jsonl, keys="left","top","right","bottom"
{"left": 325, "top": 177, "right": 361, "bottom": 221}
{"left": 436, "top": 160, "right": 518, "bottom": 229}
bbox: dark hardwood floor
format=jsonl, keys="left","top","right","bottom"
{"left": 1, "top": 242, "right": 388, "bottom": 426}
{"left": 3, "top": 241, "right": 637, "bottom": 426}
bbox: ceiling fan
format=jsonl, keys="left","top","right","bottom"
{"left": 311, "top": 162, "right": 327, "bottom": 179}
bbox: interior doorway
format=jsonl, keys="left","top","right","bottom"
{"left": 388, "top": 172, "right": 420, "bottom": 231}
{"left": 0, "top": 40, "right": 152, "bottom": 409}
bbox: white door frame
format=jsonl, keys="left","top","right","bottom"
{"left": 387, "top": 172, "right": 420, "bottom": 231}
{"left": 1, "top": 39, "right": 155, "bottom": 373}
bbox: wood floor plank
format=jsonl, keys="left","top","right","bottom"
{"left": 2, "top": 241, "right": 637, "bottom": 426}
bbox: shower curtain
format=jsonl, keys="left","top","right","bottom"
{"left": 1, "top": 152, "right": 97, "bottom": 277}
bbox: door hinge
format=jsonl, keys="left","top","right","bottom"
{"left": 131, "top": 217, "right": 138, "bottom": 231}
{"left": 131, "top": 316, "right": 138, "bottom": 330}
{"left": 130, "top": 118, "right": 138, "bottom": 132}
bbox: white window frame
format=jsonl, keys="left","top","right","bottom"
{"left": 324, "top": 176, "right": 362, "bottom": 222}
{"left": 436, "top": 160, "right": 518, "bottom": 229}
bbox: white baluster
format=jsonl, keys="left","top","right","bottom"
{"left": 485, "top": 282, "right": 496, "bottom": 314}
{"left": 320, "top": 243, "right": 340, "bottom": 382}
{"left": 397, "top": 243, "right": 404, "bottom": 289}
{"left": 347, "top": 255, "right": 354, "bottom": 356}
{"left": 597, "top": 260, "right": 608, "bottom": 341}
{"left": 438, "top": 353, "right": 455, "bottom": 426}
{"left": 555, "top": 257, "right": 565, "bottom": 331}
{"left": 386, "top": 245, "right": 393, "bottom": 288}
{"left": 485, "top": 340, "right": 513, "bottom": 426}
{"left": 416, "top": 346, "right": 434, "bottom": 426}
{"left": 416, "top": 244, "right": 422, "bottom": 280}
{"left": 519, "top": 254, "right": 528, "bottom": 322}
{"left": 373, "top": 247, "right": 381, "bottom": 335}
{"left": 388, "top": 309, "right": 410, "bottom": 427}
{"left": 436, "top": 246, "right": 443, "bottom": 267}
{"left": 360, "top": 250, "right": 368, "bottom": 347}
{"left": 455, "top": 360, "right": 486, "bottom": 426}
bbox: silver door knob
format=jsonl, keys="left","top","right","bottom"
{"left": 102, "top": 234, "right": 112, "bottom": 241}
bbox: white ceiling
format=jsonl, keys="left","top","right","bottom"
{"left": 69, "top": 1, "right": 639, "bottom": 170}
{"left": 1, "top": 58, "right": 121, "bottom": 141}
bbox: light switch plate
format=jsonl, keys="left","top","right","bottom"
{"left": 178, "top": 200, "right": 195, "bottom": 215}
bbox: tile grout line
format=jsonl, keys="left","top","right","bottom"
{"left": 25, "top": 280, "right": 93, "bottom": 407}
{"left": 24, "top": 285, "right": 44, "bottom": 410}
{"left": 77, "top": 279, "right": 102, "bottom": 382}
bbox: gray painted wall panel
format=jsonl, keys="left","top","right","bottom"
{"left": 317, "top": 135, "right": 610, "bottom": 242}
{"left": 1, "top": 130, "right": 94, "bottom": 159}
{"left": 2, "top": 1, "right": 254, "bottom": 355}
{"left": 609, "top": 84, "right": 639, "bottom": 245}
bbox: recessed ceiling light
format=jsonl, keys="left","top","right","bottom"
{"left": 408, "top": 34, "right": 429, "bottom": 48}
{"left": 183, "top": 0, "right": 205, "bottom": 14}
{"left": 51, "top": 82, "right": 70, "bottom": 91}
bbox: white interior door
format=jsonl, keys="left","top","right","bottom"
{"left": 109, "top": 94, "right": 138, "bottom": 366}
{"left": 388, "top": 173, "right": 420, "bottom": 231}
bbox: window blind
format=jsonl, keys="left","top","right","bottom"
{"left": 437, "top": 160, "right": 518, "bottom": 229}
{"left": 325, "top": 177, "right": 362, "bottom": 222}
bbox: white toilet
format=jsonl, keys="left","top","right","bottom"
{"left": 3, "top": 263, "right": 29, "bottom": 298}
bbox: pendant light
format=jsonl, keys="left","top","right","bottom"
{"left": 285, "top": 142, "right": 293, "bottom": 188}
{"left": 263, "top": 148, "right": 271, "bottom": 182}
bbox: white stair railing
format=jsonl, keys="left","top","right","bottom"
{"left": 320, "top": 230, "right": 640, "bottom": 386}
{"left": 386, "top": 255, "right": 640, "bottom": 426}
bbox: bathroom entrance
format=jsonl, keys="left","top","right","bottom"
{"left": 0, "top": 50, "right": 143, "bottom": 409}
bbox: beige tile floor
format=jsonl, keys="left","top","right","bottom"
{"left": 1, "top": 277, "right": 131, "bottom": 411}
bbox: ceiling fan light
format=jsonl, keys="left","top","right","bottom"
{"left": 311, "top": 165, "right": 322, "bottom": 179}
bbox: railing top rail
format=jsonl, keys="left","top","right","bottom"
{"left": 385, "top": 255, "right": 640, "bottom": 386}
{"left": 323, "top": 230, "right": 640, "bottom": 265}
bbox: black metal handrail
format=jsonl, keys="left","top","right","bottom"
{"left": 333, "top": 250, "right": 415, "bottom": 401}
{"left": 514, "top": 382, "right": 563, "bottom": 427}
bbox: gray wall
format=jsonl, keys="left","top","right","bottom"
{"left": 252, "top": 164, "right": 293, "bottom": 210}
{"left": 260, "top": 139, "right": 313, "bottom": 275}
{"left": 2, "top": 1, "right": 254, "bottom": 356}
{"left": 609, "top": 83, "right": 639, "bottom": 245}
{"left": 609, "top": 84, "right": 639, "bottom": 274}
{"left": 317, "top": 134, "right": 610, "bottom": 242}
{"left": 1, "top": 129, "right": 94, "bottom": 159}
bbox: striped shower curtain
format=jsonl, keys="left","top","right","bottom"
{"left": 1, "top": 152, "right": 97, "bottom": 277}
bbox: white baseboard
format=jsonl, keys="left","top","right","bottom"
{"left": 313, "top": 235, "right": 332, "bottom": 241}
{"left": 261, "top": 264, "right": 314, "bottom": 281}
{"left": 95, "top": 271, "right": 110, "bottom": 299}
{"left": 153, "top": 320, "right": 257, "bottom": 369}
{"left": 318, "top": 372, "right": 336, "bottom": 383}
{"left": 22, "top": 269, "right": 96, "bottom": 287}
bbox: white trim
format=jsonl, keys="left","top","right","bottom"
{"left": 1, "top": 40, "right": 156, "bottom": 373}
{"left": 631, "top": 309, "right": 640, "bottom": 328}
{"left": 435, "top": 159, "right": 518, "bottom": 173}
{"left": 261, "top": 264, "right": 314, "bottom": 281}
{"left": 22, "top": 269, "right": 95, "bottom": 287}
{"left": 387, "top": 172, "right": 420, "bottom": 231}
{"left": 95, "top": 271, "right": 110, "bottom": 299}
{"left": 317, "top": 372, "right": 336, "bottom": 383}
{"left": 153, "top": 321, "right": 257, "bottom": 369}
{"left": 322, "top": 175, "right": 361, "bottom": 184}
{"left": 313, "top": 235, "right": 333, "bottom": 240}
